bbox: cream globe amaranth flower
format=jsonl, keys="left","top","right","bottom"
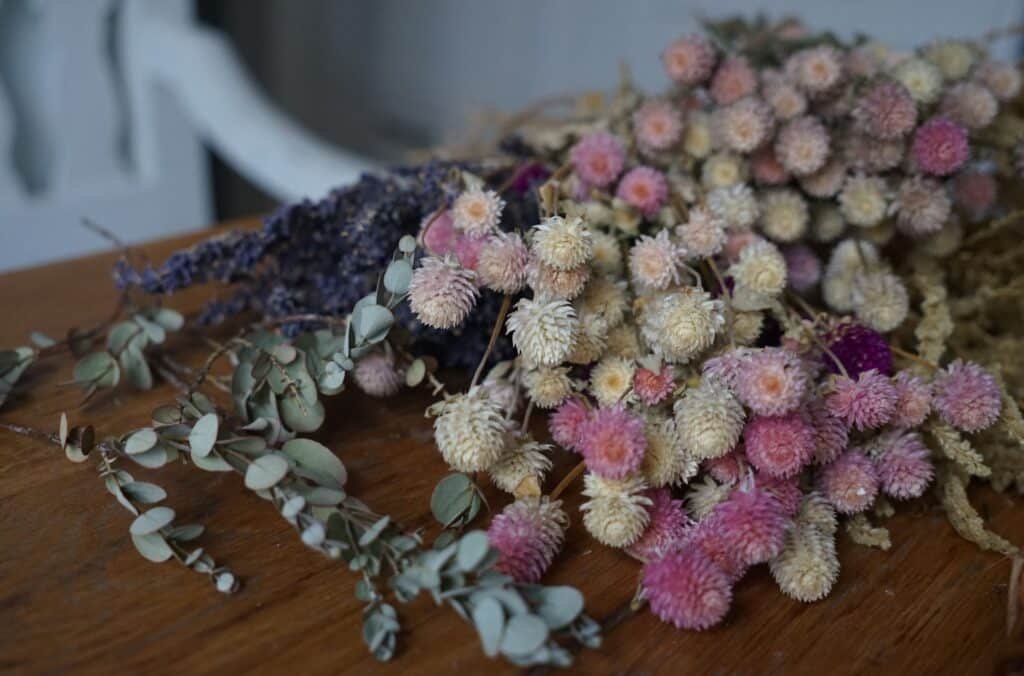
{"left": 581, "top": 473, "right": 652, "bottom": 548}
{"left": 590, "top": 230, "right": 624, "bottom": 274}
{"left": 729, "top": 239, "right": 788, "bottom": 298}
{"left": 566, "top": 311, "right": 609, "bottom": 365}
{"left": 451, "top": 187, "right": 505, "bottom": 236}
{"left": 629, "top": 229, "right": 682, "bottom": 292}
{"left": 674, "top": 382, "right": 745, "bottom": 461}
{"left": 708, "top": 183, "right": 759, "bottom": 228}
{"left": 590, "top": 356, "right": 636, "bottom": 406}
{"left": 852, "top": 270, "right": 909, "bottom": 332}
{"left": 408, "top": 256, "right": 479, "bottom": 330}
{"left": 489, "top": 439, "right": 553, "bottom": 494}
{"left": 428, "top": 387, "right": 508, "bottom": 472}
{"left": 760, "top": 189, "right": 809, "bottom": 243}
{"left": 891, "top": 57, "right": 943, "bottom": 104}
{"left": 701, "top": 152, "right": 748, "bottom": 189}
{"left": 822, "top": 238, "right": 880, "bottom": 312}
{"left": 531, "top": 215, "right": 593, "bottom": 271}
{"left": 506, "top": 296, "right": 578, "bottom": 367}
{"left": 523, "top": 366, "right": 574, "bottom": 409}
{"left": 641, "top": 288, "right": 726, "bottom": 364}
{"left": 643, "top": 414, "right": 698, "bottom": 487}
{"left": 838, "top": 174, "right": 888, "bottom": 227}
{"left": 578, "top": 274, "right": 629, "bottom": 328}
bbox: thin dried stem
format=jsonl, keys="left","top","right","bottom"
{"left": 549, "top": 460, "right": 586, "bottom": 501}
{"left": 470, "top": 294, "right": 512, "bottom": 389}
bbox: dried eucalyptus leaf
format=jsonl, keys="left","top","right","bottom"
{"left": 244, "top": 453, "right": 290, "bottom": 490}
{"left": 430, "top": 473, "right": 482, "bottom": 528}
{"left": 272, "top": 344, "right": 298, "bottom": 365}
{"left": 472, "top": 595, "right": 505, "bottom": 658}
{"left": 281, "top": 438, "right": 346, "bottom": 488}
{"left": 166, "top": 524, "right": 204, "bottom": 542}
{"left": 132, "top": 532, "right": 174, "bottom": 563}
{"left": 456, "top": 531, "right": 491, "bottom": 572}
{"left": 120, "top": 346, "right": 153, "bottom": 390}
{"left": 284, "top": 357, "right": 318, "bottom": 404}
{"left": 226, "top": 436, "right": 268, "bottom": 455}
{"left": 65, "top": 444, "right": 89, "bottom": 463}
{"left": 129, "top": 445, "right": 169, "bottom": 469}
{"left": 105, "top": 475, "right": 138, "bottom": 515}
{"left": 59, "top": 413, "right": 69, "bottom": 448}
{"left": 533, "top": 586, "right": 584, "bottom": 630}
{"left": 280, "top": 394, "right": 325, "bottom": 433}
{"left": 151, "top": 308, "right": 185, "bottom": 331}
{"left": 124, "top": 428, "right": 159, "bottom": 456}
{"left": 130, "top": 506, "right": 176, "bottom": 535}
{"left": 152, "top": 405, "right": 183, "bottom": 426}
{"left": 133, "top": 314, "right": 167, "bottom": 343}
{"left": 405, "top": 359, "right": 426, "bottom": 387}
{"left": 121, "top": 481, "right": 167, "bottom": 504}
{"left": 192, "top": 450, "right": 234, "bottom": 472}
{"left": 188, "top": 413, "right": 219, "bottom": 458}
{"left": 69, "top": 425, "right": 96, "bottom": 454}
{"left": 499, "top": 614, "right": 549, "bottom": 658}
{"left": 107, "top": 322, "right": 139, "bottom": 353}
{"left": 398, "top": 234, "right": 417, "bottom": 253}
{"left": 29, "top": 331, "right": 56, "bottom": 348}
{"left": 73, "top": 352, "right": 119, "bottom": 388}
{"left": 353, "top": 304, "right": 394, "bottom": 344}
{"left": 383, "top": 259, "right": 413, "bottom": 296}
{"left": 191, "top": 392, "right": 216, "bottom": 415}
{"left": 358, "top": 516, "right": 391, "bottom": 547}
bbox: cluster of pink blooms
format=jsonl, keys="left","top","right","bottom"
{"left": 397, "top": 20, "right": 1019, "bottom": 638}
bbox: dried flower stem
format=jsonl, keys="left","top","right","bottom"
{"left": 550, "top": 460, "right": 586, "bottom": 500}
{"left": 891, "top": 345, "right": 938, "bottom": 371}
{"left": 470, "top": 294, "right": 513, "bottom": 389}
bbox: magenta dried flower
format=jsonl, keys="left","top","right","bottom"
{"left": 662, "top": 34, "right": 716, "bottom": 85}
{"left": 823, "top": 322, "right": 893, "bottom": 377}
{"left": 806, "top": 399, "right": 849, "bottom": 465}
{"left": 629, "top": 489, "right": 694, "bottom": 560}
{"left": 488, "top": 497, "right": 568, "bottom": 583}
{"left": 549, "top": 398, "right": 590, "bottom": 452}
{"left": 570, "top": 132, "right": 626, "bottom": 188}
{"left": 579, "top": 403, "right": 647, "bottom": 479}
{"left": 826, "top": 369, "right": 898, "bottom": 431}
{"left": 420, "top": 210, "right": 458, "bottom": 257}
{"left": 617, "top": 166, "right": 668, "bottom": 217}
{"left": 890, "top": 371, "right": 932, "bottom": 428}
{"left": 709, "top": 486, "right": 791, "bottom": 565}
{"left": 757, "top": 474, "right": 803, "bottom": 516}
{"left": 873, "top": 430, "right": 934, "bottom": 500}
{"left": 705, "top": 448, "right": 746, "bottom": 484}
{"left": 735, "top": 347, "right": 809, "bottom": 416}
{"left": 744, "top": 413, "right": 816, "bottom": 479}
{"left": 634, "top": 364, "right": 675, "bottom": 406}
{"left": 643, "top": 546, "right": 733, "bottom": 630}
{"left": 911, "top": 117, "right": 969, "bottom": 176}
{"left": 852, "top": 81, "right": 918, "bottom": 139}
{"left": 932, "top": 359, "right": 1002, "bottom": 432}
{"left": 818, "top": 450, "right": 879, "bottom": 514}
{"left": 710, "top": 55, "right": 758, "bottom": 105}
{"left": 750, "top": 145, "right": 791, "bottom": 186}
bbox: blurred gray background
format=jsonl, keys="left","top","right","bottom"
{"left": 1, "top": 0, "right": 1022, "bottom": 271}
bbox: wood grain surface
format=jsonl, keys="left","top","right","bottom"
{"left": 0, "top": 222, "right": 1022, "bottom": 675}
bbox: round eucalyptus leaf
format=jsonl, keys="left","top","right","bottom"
{"left": 303, "top": 487, "right": 346, "bottom": 506}
{"left": 190, "top": 392, "right": 216, "bottom": 415}
{"left": 244, "top": 453, "right": 290, "bottom": 490}
{"left": 226, "top": 436, "right": 267, "bottom": 455}
{"left": 280, "top": 394, "right": 325, "bottom": 433}
{"left": 405, "top": 359, "right": 426, "bottom": 387}
{"left": 133, "top": 314, "right": 167, "bottom": 343}
{"left": 120, "top": 347, "right": 153, "bottom": 390}
{"left": 59, "top": 413, "right": 69, "bottom": 448}
{"left": 398, "top": 235, "right": 417, "bottom": 253}
{"left": 188, "top": 413, "right": 219, "bottom": 458}
{"left": 499, "top": 613, "right": 549, "bottom": 657}
{"left": 29, "top": 331, "right": 56, "bottom": 348}
{"left": 472, "top": 595, "right": 505, "bottom": 658}
{"left": 131, "top": 532, "right": 173, "bottom": 563}
{"left": 124, "top": 428, "right": 158, "bottom": 456}
{"left": 456, "top": 531, "right": 491, "bottom": 572}
{"left": 166, "top": 523, "right": 204, "bottom": 542}
{"left": 192, "top": 451, "right": 233, "bottom": 472}
{"left": 282, "top": 438, "right": 346, "bottom": 488}
{"left": 301, "top": 521, "right": 326, "bottom": 547}
{"left": 73, "top": 352, "right": 119, "bottom": 388}
{"left": 152, "top": 405, "right": 183, "bottom": 426}
{"left": 130, "top": 506, "right": 176, "bottom": 535}
{"left": 272, "top": 344, "right": 298, "bottom": 365}
{"left": 533, "top": 586, "right": 584, "bottom": 630}
{"left": 430, "top": 473, "right": 482, "bottom": 528}
{"left": 106, "top": 322, "right": 139, "bottom": 353}
{"left": 129, "top": 445, "right": 168, "bottom": 469}
{"left": 383, "top": 259, "right": 413, "bottom": 295}
{"left": 65, "top": 444, "right": 89, "bottom": 463}
{"left": 121, "top": 481, "right": 167, "bottom": 504}
{"left": 151, "top": 308, "right": 185, "bottom": 331}
{"left": 358, "top": 516, "right": 391, "bottom": 547}
{"left": 353, "top": 304, "right": 394, "bottom": 344}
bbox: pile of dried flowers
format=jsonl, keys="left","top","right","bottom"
{"left": 3, "top": 15, "right": 1024, "bottom": 668}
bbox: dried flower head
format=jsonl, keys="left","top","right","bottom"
{"left": 549, "top": 397, "right": 589, "bottom": 451}
{"left": 532, "top": 216, "right": 593, "bottom": 271}
{"left": 890, "top": 371, "right": 932, "bottom": 428}
{"left": 641, "top": 288, "right": 726, "bottom": 364}
{"left": 452, "top": 187, "right": 505, "bottom": 236}
{"left": 872, "top": 429, "right": 934, "bottom": 500}
{"left": 490, "top": 439, "right": 553, "bottom": 494}
{"left": 892, "top": 57, "right": 943, "bottom": 104}
{"left": 764, "top": 77, "right": 807, "bottom": 120}
{"left": 705, "top": 449, "right": 746, "bottom": 484}
{"left": 643, "top": 414, "right": 697, "bottom": 487}
{"left": 818, "top": 450, "right": 879, "bottom": 514}
{"left": 895, "top": 176, "right": 951, "bottom": 237}
{"left": 806, "top": 399, "right": 849, "bottom": 465}
{"left": 824, "top": 322, "right": 893, "bottom": 377}
{"left": 675, "top": 381, "right": 746, "bottom": 460}
{"left": 409, "top": 256, "right": 479, "bottom": 329}
{"left": 353, "top": 352, "right": 403, "bottom": 398}
{"left": 800, "top": 159, "right": 846, "bottom": 199}
{"left": 786, "top": 46, "right": 844, "bottom": 95}
{"left": 662, "top": 34, "right": 716, "bottom": 85}
{"left": 686, "top": 476, "right": 735, "bottom": 522}
{"left": 932, "top": 359, "right": 1001, "bottom": 433}
{"left": 571, "top": 132, "right": 626, "bottom": 188}
{"left": 911, "top": 117, "right": 969, "bottom": 176}
{"left": 701, "top": 152, "right": 748, "bottom": 189}
{"left": 429, "top": 387, "right": 508, "bottom": 472}
{"left": 852, "top": 270, "right": 909, "bottom": 333}
{"left": 710, "top": 55, "right": 758, "bottom": 105}
{"left": 523, "top": 366, "right": 573, "bottom": 409}
{"left": 634, "top": 100, "right": 684, "bottom": 153}
{"left": 476, "top": 231, "right": 529, "bottom": 294}
{"left": 606, "top": 322, "right": 642, "bottom": 359}
{"left": 629, "top": 229, "right": 681, "bottom": 291}
{"left": 826, "top": 369, "right": 898, "bottom": 431}
{"left": 590, "top": 230, "right": 624, "bottom": 274}
{"left": 852, "top": 81, "right": 918, "bottom": 139}
{"left": 729, "top": 239, "right": 788, "bottom": 301}
{"left": 783, "top": 244, "right": 821, "bottom": 293}
{"left": 676, "top": 206, "right": 726, "bottom": 260}
{"left": 629, "top": 489, "right": 694, "bottom": 560}
{"left": 760, "top": 189, "right": 810, "bottom": 243}
{"left": 775, "top": 116, "right": 830, "bottom": 175}
{"left": 750, "top": 145, "right": 791, "bottom": 186}
{"left": 713, "top": 97, "right": 773, "bottom": 153}
{"left": 941, "top": 81, "right": 998, "bottom": 130}
{"left": 589, "top": 356, "right": 636, "bottom": 406}
{"left": 643, "top": 547, "right": 732, "bottom": 630}
{"left": 708, "top": 183, "right": 760, "bottom": 228}
{"left": 684, "top": 111, "right": 715, "bottom": 158}
{"left": 566, "top": 312, "right": 609, "bottom": 365}
{"left": 952, "top": 170, "right": 997, "bottom": 221}
{"left": 581, "top": 473, "right": 652, "bottom": 547}
{"left": 710, "top": 486, "right": 791, "bottom": 565}
{"left": 922, "top": 40, "right": 976, "bottom": 81}
{"left": 838, "top": 174, "right": 888, "bottom": 227}
{"left": 634, "top": 363, "right": 675, "bottom": 406}
{"left": 842, "top": 132, "right": 905, "bottom": 173}
{"left": 488, "top": 497, "right": 568, "bottom": 583}
{"left": 744, "top": 413, "right": 816, "bottom": 479}
{"left": 506, "top": 296, "right": 578, "bottom": 367}
{"left": 617, "top": 166, "right": 669, "bottom": 217}
{"left": 527, "top": 259, "right": 590, "bottom": 299}
{"left": 770, "top": 523, "right": 839, "bottom": 602}
{"left": 974, "top": 59, "right": 1022, "bottom": 101}
{"left": 579, "top": 403, "right": 647, "bottom": 478}
{"left": 735, "top": 347, "right": 810, "bottom": 416}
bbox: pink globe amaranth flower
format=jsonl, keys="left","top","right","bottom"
{"left": 687, "top": 519, "right": 747, "bottom": 582}
{"left": 488, "top": 497, "right": 568, "bottom": 583}
{"left": 705, "top": 448, "right": 746, "bottom": 483}
{"left": 616, "top": 166, "right": 668, "bottom": 217}
{"left": 476, "top": 231, "right": 529, "bottom": 294}
{"left": 578, "top": 403, "right": 647, "bottom": 479}
{"left": 783, "top": 244, "right": 821, "bottom": 293}
{"left": 452, "top": 232, "right": 488, "bottom": 271}
{"left": 702, "top": 349, "right": 746, "bottom": 391}
{"left": 818, "top": 450, "right": 879, "bottom": 514}
{"left": 786, "top": 46, "right": 844, "bottom": 96}
{"left": 890, "top": 371, "right": 932, "bottom": 428}
{"left": 710, "top": 55, "right": 758, "bottom": 106}
{"left": 775, "top": 115, "right": 830, "bottom": 176}
{"left": 570, "top": 132, "right": 626, "bottom": 188}
{"left": 629, "top": 489, "right": 695, "bottom": 561}
{"left": 912, "top": 117, "right": 970, "bottom": 176}
{"left": 940, "top": 82, "right": 998, "bottom": 130}
{"left": 549, "top": 398, "right": 589, "bottom": 452}
{"left": 874, "top": 430, "right": 934, "bottom": 500}
{"left": 353, "top": 353, "right": 402, "bottom": 397}
{"left": 823, "top": 322, "right": 893, "bottom": 378}
{"left": 806, "top": 399, "right": 849, "bottom": 466}
{"left": 757, "top": 473, "right": 803, "bottom": 516}
{"left": 634, "top": 100, "right": 683, "bottom": 153}
{"left": 643, "top": 546, "right": 732, "bottom": 630}
{"left": 708, "top": 486, "right": 791, "bottom": 565}
{"left": 633, "top": 364, "right": 675, "bottom": 406}
{"left": 826, "top": 369, "right": 898, "bottom": 431}
{"left": 408, "top": 256, "right": 479, "bottom": 330}
{"left": 662, "top": 34, "right": 716, "bottom": 85}
{"left": 676, "top": 206, "right": 726, "bottom": 259}
{"left": 895, "top": 176, "right": 952, "bottom": 237}
{"left": 852, "top": 81, "right": 918, "bottom": 139}
{"left": 723, "top": 229, "right": 760, "bottom": 263}
{"left": 953, "top": 170, "right": 997, "bottom": 221}
{"left": 932, "top": 359, "right": 1002, "bottom": 432}
{"left": 743, "top": 413, "right": 816, "bottom": 479}
{"left": 712, "top": 97, "right": 773, "bottom": 153}
{"left": 750, "top": 145, "right": 790, "bottom": 186}
{"left": 420, "top": 210, "right": 458, "bottom": 256}
{"left": 735, "top": 348, "right": 810, "bottom": 416}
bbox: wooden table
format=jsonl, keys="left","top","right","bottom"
{"left": 1, "top": 221, "right": 1022, "bottom": 675}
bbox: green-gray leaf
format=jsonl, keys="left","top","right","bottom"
{"left": 130, "top": 506, "right": 176, "bottom": 535}
{"left": 281, "top": 438, "right": 346, "bottom": 489}
{"left": 499, "top": 614, "right": 549, "bottom": 657}
{"left": 534, "top": 586, "right": 584, "bottom": 630}
{"left": 244, "top": 453, "right": 289, "bottom": 490}
{"left": 121, "top": 481, "right": 167, "bottom": 504}
{"left": 124, "top": 428, "right": 158, "bottom": 455}
{"left": 398, "top": 235, "right": 417, "bottom": 253}
{"left": 188, "top": 413, "right": 219, "bottom": 458}
{"left": 120, "top": 346, "right": 154, "bottom": 390}
{"left": 430, "top": 473, "right": 482, "bottom": 528}
{"left": 405, "top": 359, "right": 426, "bottom": 387}
{"left": 131, "top": 532, "right": 174, "bottom": 562}
{"left": 472, "top": 595, "right": 505, "bottom": 658}
{"left": 192, "top": 451, "right": 234, "bottom": 472}
{"left": 129, "top": 446, "right": 168, "bottom": 469}
{"left": 280, "top": 394, "right": 325, "bottom": 433}
{"left": 358, "top": 516, "right": 391, "bottom": 547}
{"left": 165, "top": 523, "right": 204, "bottom": 541}
{"left": 151, "top": 308, "right": 185, "bottom": 331}
{"left": 353, "top": 304, "right": 394, "bottom": 344}
{"left": 456, "top": 530, "right": 491, "bottom": 572}
{"left": 73, "top": 352, "right": 119, "bottom": 388}
{"left": 383, "top": 259, "right": 413, "bottom": 296}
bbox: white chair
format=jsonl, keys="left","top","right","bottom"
{"left": 0, "top": 0, "right": 376, "bottom": 271}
